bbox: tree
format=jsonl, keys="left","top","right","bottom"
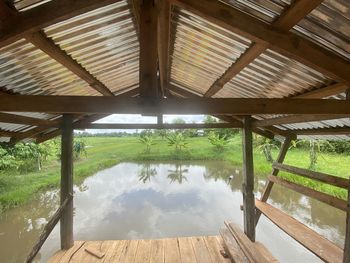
{"left": 167, "top": 133, "right": 188, "bottom": 151}
{"left": 139, "top": 135, "right": 156, "bottom": 153}
{"left": 208, "top": 131, "right": 229, "bottom": 151}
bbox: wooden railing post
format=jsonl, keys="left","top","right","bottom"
{"left": 344, "top": 89, "right": 350, "bottom": 263}
{"left": 60, "top": 114, "right": 74, "bottom": 249}
{"left": 242, "top": 116, "right": 255, "bottom": 241}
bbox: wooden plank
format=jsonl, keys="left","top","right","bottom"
{"left": 139, "top": 0, "right": 159, "bottom": 98}
{"left": 49, "top": 241, "right": 86, "bottom": 263}
{"left": 0, "top": 112, "right": 60, "bottom": 127}
{"left": 219, "top": 229, "right": 248, "bottom": 263}
{"left": 178, "top": 237, "right": 197, "bottom": 263}
{"left": 254, "top": 242, "right": 278, "bottom": 263}
{"left": 252, "top": 114, "right": 349, "bottom": 128}
{"left": 204, "top": 43, "right": 268, "bottom": 97}
{"left": 0, "top": 129, "right": 18, "bottom": 138}
{"left": 172, "top": 0, "right": 350, "bottom": 83}
{"left": 150, "top": 239, "right": 165, "bottom": 263}
{"left": 268, "top": 175, "right": 347, "bottom": 211}
{"left": 119, "top": 240, "right": 139, "bottom": 263}
{"left": 296, "top": 83, "right": 349, "bottom": 99}
{"left": 225, "top": 222, "right": 269, "bottom": 263}
{"left": 2, "top": 96, "right": 350, "bottom": 115}
{"left": 164, "top": 238, "right": 181, "bottom": 263}
{"left": 134, "top": 239, "right": 152, "bottom": 263}
{"left": 191, "top": 236, "right": 212, "bottom": 263}
{"left": 255, "top": 200, "right": 343, "bottom": 263}
{"left": 25, "top": 32, "right": 114, "bottom": 96}
{"left": 60, "top": 114, "right": 74, "bottom": 250}
{"left": 204, "top": 236, "right": 231, "bottom": 263}
{"left": 103, "top": 240, "right": 127, "bottom": 262}
{"left": 242, "top": 116, "right": 255, "bottom": 241}
{"left": 272, "top": 162, "right": 349, "bottom": 189}
{"left": 75, "top": 122, "right": 242, "bottom": 129}
{"left": 0, "top": 0, "right": 123, "bottom": 48}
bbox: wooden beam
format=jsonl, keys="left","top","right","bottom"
{"left": 203, "top": 0, "right": 327, "bottom": 97}
{"left": 0, "top": 129, "right": 17, "bottom": 138}
{"left": 25, "top": 32, "right": 114, "bottom": 96}
{"left": 272, "top": 0, "right": 324, "bottom": 31}
{"left": 242, "top": 116, "right": 255, "bottom": 241}
{"left": 60, "top": 114, "right": 74, "bottom": 250}
{"left": 2, "top": 96, "right": 350, "bottom": 115}
{"left": 268, "top": 175, "right": 347, "bottom": 211}
{"left": 75, "top": 122, "right": 242, "bottom": 129}
{"left": 157, "top": 0, "right": 171, "bottom": 96}
{"left": 204, "top": 43, "right": 268, "bottom": 97}
{"left": 253, "top": 114, "right": 349, "bottom": 128}
{"left": 0, "top": 0, "right": 123, "bottom": 48}
{"left": 295, "top": 127, "right": 350, "bottom": 135}
{"left": 0, "top": 112, "right": 60, "bottom": 127}
{"left": 273, "top": 162, "right": 348, "bottom": 189}
{"left": 172, "top": 0, "right": 350, "bottom": 84}
{"left": 296, "top": 83, "right": 349, "bottom": 99}
{"left": 139, "top": 0, "right": 159, "bottom": 98}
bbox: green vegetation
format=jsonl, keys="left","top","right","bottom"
{"left": 0, "top": 135, "right": 349, "bottom": 213}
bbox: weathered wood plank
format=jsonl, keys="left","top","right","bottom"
{"left": 134, "top": 239, "right": 152, "bottom": 263}
{"left": 178, "top": 237, "right": 197, "bottom": 263}
{"left": 219, "top": 229, "right": 248, "bottom": 263}
{"left": 272, "top": 162, "right": 348, "bottom": 189}
{"left": 204, "top": 236, "right": 231, "bottom": 263}
{"left": 191, "top": 236, "right": 212, "bottom": 263}
{"left": 119, "top": 240, "right": 139, "bottom": 263}
{"left": 103, "top": 240, "right": 127, "bottom": 262}
{"left": 164, "top": 238, "right": 181, "bottom": 263}
{"left": 150, "top": 239, "right": 165, "bottom": 263}
{"left": 255, "top": 200, "right": 343, "bottom": 263}
{"left": 268, "top": 175, "right": 347, "bottom": 211}
{"left": 296, "top": 83, "right": 349, "bottom": 99}
{"left": 51, "top": 241, "right": 85, "bottom": 263}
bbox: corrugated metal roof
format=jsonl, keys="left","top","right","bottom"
{"left": 13, "top": 0, "right": 52, "bottom": 11}
{"left": 294, "top": 0, "right": 350, "bottom": 61}
{"left": 170, "top": 7, "right": 251, "bottom": 95}
{"left": 44, "top": 1, "right": 139, "bottom": 94}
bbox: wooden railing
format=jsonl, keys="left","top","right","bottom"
{"left": 26, "top": 194, "right": 73, "bottom": 263}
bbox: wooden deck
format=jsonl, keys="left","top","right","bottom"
{"left": 48, "top": 236, "right": 231, "bottom": 263}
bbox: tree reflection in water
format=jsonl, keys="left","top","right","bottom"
{"left": 167, "top": 164, "right": 189, "bottom": 184}
{"left": 138, "top": 163, "right": 157, "bottom": 183}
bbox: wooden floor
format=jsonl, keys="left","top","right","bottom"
{"left": 48, "top": 236, "right": 232, "bottom": 263}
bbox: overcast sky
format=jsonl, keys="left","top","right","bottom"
{"left": 79, "top": 114, "right": 207, "bottom": 133}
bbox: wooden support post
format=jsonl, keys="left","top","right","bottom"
{"left": 157, "top": 115, "right": 163, "bottom": 125}
{"left": 60, "top": 114, "right": 74, "bottom": 249}
{"left": 255, "top": 136, "right": 293, "bottom": 226}
{"left": 242, "top": 116, "right": 255, "bottom": 241}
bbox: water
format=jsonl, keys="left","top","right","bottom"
{"left": 0, "top": 161, "right": 345, "bottom": 262}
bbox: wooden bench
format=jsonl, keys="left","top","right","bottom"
{"left": 255, "top": 199, "right": 343, "bottom": 263}
{"left": 220, "top": 221, "right": 278, "bottom": 263}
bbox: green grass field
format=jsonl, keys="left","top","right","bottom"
{"left": 0, "top": 136, "right": 349, "bottom": 212}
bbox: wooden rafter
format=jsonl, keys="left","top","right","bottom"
{"left": 0, "top": 112, "right": 60, "bottom": 127}
{"left": 0, "top": 129, "right": 17, "bottom": 138}
{"left": 0, "top": 0, "right": 124, "bottom": 48}
{"left": 157, "top": 0, "right": 171, "bottom": 96}
{"left": 1, "top": 96, "right": 350, "bottom": 115}
{"left": 139, "top": 0, "right": 159, "bottom": 98}
{"left": 295, "top": 83, "right": 349, "bottom": 99}
{"left": 25, "top": 32, "right": 114, "bottom": 96}
{"left": 203, "top": 0, "right": 325, "bottom": 97}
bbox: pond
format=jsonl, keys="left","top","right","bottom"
{"left": 0, "top": 161, "right": 345, "bottom": 262}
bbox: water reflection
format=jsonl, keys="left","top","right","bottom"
{"left": 0, "top": 161, "right": 345, "bottom": 263}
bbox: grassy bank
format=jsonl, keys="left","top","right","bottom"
{"left": 0, "top": 136, "right": 349, "bottom": 212}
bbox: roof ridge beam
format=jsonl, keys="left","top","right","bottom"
{"left": 203, "top": 0, "right": 325, "bottom": 97}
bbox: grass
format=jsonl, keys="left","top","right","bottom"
{"left": 0, "top": 136, "right": 349, "bottom": 212}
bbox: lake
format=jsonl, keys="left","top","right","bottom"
{"left": 0, "top": 161, "right": 345, "bottom": 262}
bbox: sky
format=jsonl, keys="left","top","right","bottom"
{"left": 79, "top": 114, "right": 207, "bottom": 134}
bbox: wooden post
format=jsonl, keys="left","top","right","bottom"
{"left": 344, "top": 89, "right": 350, "bottom": 263}
{"left": 157, "top": 115, "right": 163, "bottom": 125}
{"left": 242, "top": 116, "right": 255, "bottom": 241}
{"left": 60, "top": 114, "right": 74, "bottom": 249}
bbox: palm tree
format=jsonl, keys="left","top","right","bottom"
{"left": 167, "top": 164, "right": 188, "bottom": 184}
